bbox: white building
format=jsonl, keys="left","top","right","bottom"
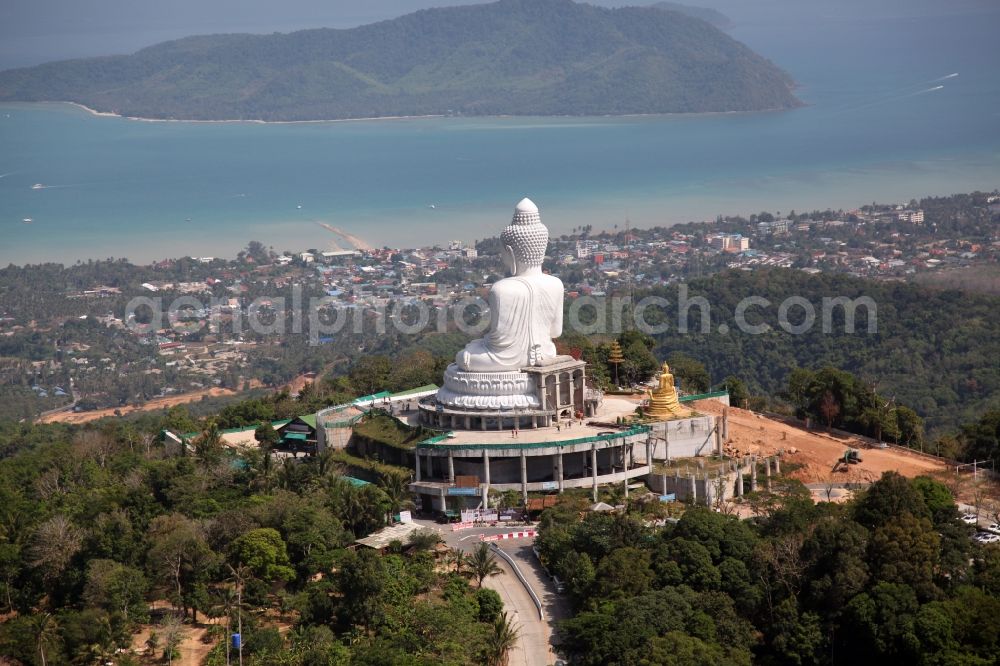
{"left": 710, "top": 234, "right": 750, "bottom": 251}
{"left": 898, "top": 210, "right": 924, "bottom": 224}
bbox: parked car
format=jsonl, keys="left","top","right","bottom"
{"left": 961, "top": 514, "right": 978, "bottom": 525}
{"left": 551, "top": 575, "right": 566, "bottom": 593}
{"left": 986, "top": 523, "right": 1000, "bottom": 535}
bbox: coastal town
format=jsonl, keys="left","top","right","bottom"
{"left": 1, "top": 190, "right": 997, "bottom": 421}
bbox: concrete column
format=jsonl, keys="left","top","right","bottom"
{"left": 520, "top": 450, "right": 528, "bottom": 504}
{"left": 736, "top": 466, "right": 744, "bottom": 496}
{"left": 721, "top": 408, "right": 729, "bottom": 440}
{"left": 689, "top": 474, "right": 697, "bottom": 503}
{"left": 538, "top": 376, "right": 546, "bottom": 411}
{"left": 715, "top": 419, "right": 723, "bottom": 456}
{"left": 482, "top": 450, "right": 491, "bottom": 487}
{"left": 664, "top": 425, "right": 671, "bottom": 463}
{"left": 591, "top": 445, "right": 598, "bottom": 502}
{"left": 415, "top": 450, "right": 421, "bottom": 482}
{"left": 447, "top": 450, "right": 455, "bottom": 484}
{"left": 464, "top": 415, "right": 471, "bottom": 430}
{"left": 623, "top": 443, "right": 630, "bottom": 499}
{"left": 481, "top": 416, "right": 487, "bottom": 431}
{"left": 645, "top": 438, "right": 653, "bottom": 472}
{"left": 557, "top": 450, "right": 564, "bottom": 493}
{"left": 773, "top": 456, "right": 781, "bottom": 474}
{"left": 750, "top": 456, "right": 757, "bottom": 492}
{"left": 765, "top": 457, "right": 772, "bottom": 490}
{"left": 481, "top": 484, "right": 489, "bottom": 510}
{"left": 532, "top": 415, "right": 538, "bottom": 429}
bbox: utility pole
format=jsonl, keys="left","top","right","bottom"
{"left": 625, "top": 217, "right": 634, "bottom": 331}
{"left": 228, "top": 565, "right": 246, "bottom": 666}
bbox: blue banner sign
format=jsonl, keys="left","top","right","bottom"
{"left": 448, "top": 487, "right": 480, "bottom": 496}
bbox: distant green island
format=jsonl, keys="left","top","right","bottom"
{"left": 650, "top": 1, "right": 732, "bottom": 29}
{"left": 0, "top": 0, "right": 798, "bottom": 122}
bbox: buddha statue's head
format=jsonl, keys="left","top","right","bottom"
{"left": 500, "top": 197, "right": 548, "bottom": 275}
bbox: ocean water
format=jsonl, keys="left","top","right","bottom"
{"left": 0, "top": 9, "right": 998, "bottom": 265}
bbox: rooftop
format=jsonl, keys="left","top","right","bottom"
{"left": 407, "top": 395, "right": 646, "bottom": 448}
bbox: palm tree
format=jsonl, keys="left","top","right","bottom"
{"left": 313, "top": 448, "right": 341, "bottom": 479}
{"left": 485, "top": 611, "right": 520, "bottom": 666}
{"left": 194, "top": 422, "right": 223, "bottom": 464}
{"left": 208, "top": 585, "right": 239, "bottom": 666}
{"left": 32, "top": 612, "right": 59, "bottom": 666}
{"left": 445, "top": 548, "right": 466, "bottom": 574}
{"left": 467, "top": 542, "right": 504, "bottom": 588}
{"left": 378, "top": 471, "right": 413, "bottom": 523}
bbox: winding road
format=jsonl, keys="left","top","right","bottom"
{"left": 415, "top": 519, "right": 567, "bottom": 665}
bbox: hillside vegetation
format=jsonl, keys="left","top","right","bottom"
{"left": 0, "top": 0, "right": 798, "bottom": 121}
{"left": 651, "top": 1, "right": 732, "bottom": 28}
{"left": 640, "top": 269, "right": 1000, "bottom": 434}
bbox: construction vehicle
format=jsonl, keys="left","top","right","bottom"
{"left": 833, "top": 448, "right": 863, "bottom": 472}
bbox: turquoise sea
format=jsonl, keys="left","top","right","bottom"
{"left": 1, "top": 9, "right": 998, "bottom": 265}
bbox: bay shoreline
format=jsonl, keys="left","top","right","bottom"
{"left": 58, "top": 100, "right": 789, "bottom": 126}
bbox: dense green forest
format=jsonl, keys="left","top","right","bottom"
{"left": 633, "top": 268, "right": 1000, "bottom": 435}
{"left": 0, "top": 417, "right": 517, "bottom": 665}
{"left": 536, "top": 473, "right": 1000, "bottom": 665}
{"left": 0, "top": 0, "right": 798, "bottom": 121}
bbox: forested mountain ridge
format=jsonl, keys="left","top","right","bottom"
{"left": 637, "top": 269, "right": 1000, "bottom": 434}
{"left": 0, "top": 0, "right": 799, "bottom": 121}
{"left": 651, "top": 1, "right": 732, "bottom": 28}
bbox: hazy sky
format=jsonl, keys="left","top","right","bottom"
{"left": 2, "top": 0, "right": 996, "bottom": 70}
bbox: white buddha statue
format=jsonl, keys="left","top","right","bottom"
{"left": 456, "top": 198, "right": 563, "bottom": 372}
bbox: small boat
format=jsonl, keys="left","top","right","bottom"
{"left": 428, "top": 204, "right": 436, "bottom": 209}
{"left": 31, "top": 183, "right": 44, "bottom": 190}
{"left": 296, "top": 204, "right": 303, "bottom": 209}
{"left": 185, "top": 217, "right": 192, "bottom": 222}
{"left": 22, "top": 217, "right": 33, "bottom": 224}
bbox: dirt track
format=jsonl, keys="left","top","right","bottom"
{"left": 37, "top": 387, "right": 238, "bottom": 424}
{"left": 691, "top": 399, "right": 947, "bottom": 483}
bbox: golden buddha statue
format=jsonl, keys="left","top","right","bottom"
{"left": 645, "top": 362, "right": 692, "bottom": 420}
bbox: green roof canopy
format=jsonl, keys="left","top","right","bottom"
{"left": 391, "top": 384, "right": 439, "bottom": 397}
{"left": 344, "top": 476, "right": 371, "bottom": 487}
{"left": 282, "top": 432, "right": 308, "bottom": 441}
